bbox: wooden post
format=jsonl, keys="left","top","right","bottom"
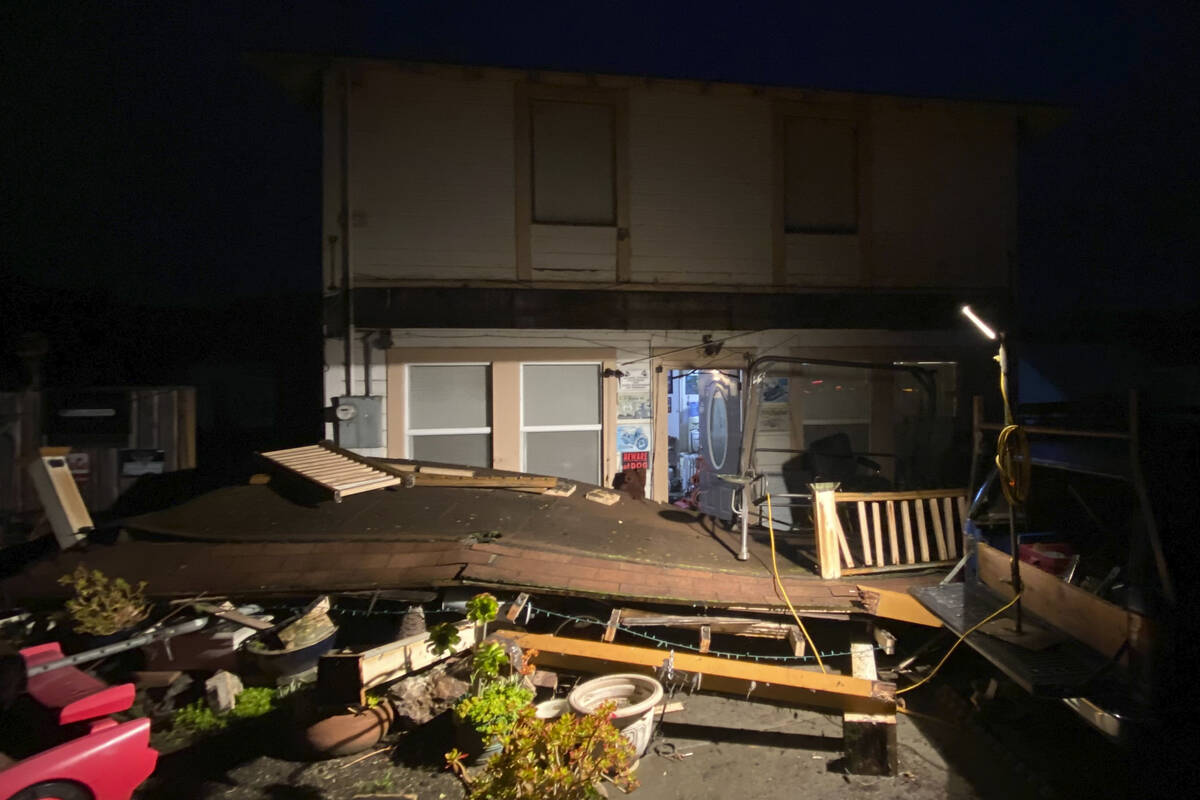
{"left": 843, "top": 639, "right": 897, "bottom": 775}
{"left": 699, "top": 625, "right": 711, "bottom": 654}
{"left": 603, "top": 609, "right": 621, "bottom": 643}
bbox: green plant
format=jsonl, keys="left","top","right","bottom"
{"left": 465, "top": 592, "right": 499, "bottom": 635}
{"left": 57, "top": 566, "right": 150, "bottom": 636}
{"left": 470, "top": 642, "right": 508, "bottom": 685}
{"left": 428, "top": 621, "right": 462, "bottom": 654}
{"left": 171, "top": 687, "right": 279, "bottom": 733}
{"left": 452, "top": 701, "right": 637, "bottom": 799}
{"left": 454, "top": 681, "right": 534, "bottom": 740}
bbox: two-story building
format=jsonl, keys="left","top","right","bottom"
{"left": 264, "top": 56, "right": 1060, "bottom": 508}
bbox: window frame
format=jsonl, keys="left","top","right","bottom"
{"left": 514, "top": 82, "right": 631, "bottom": 282}
{"left": 529, "top": 99, "right": 618, "bottom": 227}
{"left": 771, "top": 100, "right": 870, "bottom": 286}
{"left": 519, "top": 360, "right": 604, "bottom": 483}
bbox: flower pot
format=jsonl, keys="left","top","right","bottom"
{"left": 568, "top": 673, "right": 663, "bottom": 759}
{"left": 302, "top": 700, "right": 395, "bottom": 759}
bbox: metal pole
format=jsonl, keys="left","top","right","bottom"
{"left": 738, "top": 485, "right": 750, "bottom": 561}
{"left": 998, "top": 337, "right": 1022, "bottom": 633}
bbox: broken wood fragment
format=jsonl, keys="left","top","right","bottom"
{"left": 585, "top": 488, "right": 621, "bottom": 505}
{"left": 317, "top": 619, "right": 477, "bottom": 706}
{"left": 787, "top": 626, "right": 806, "bottom": 658}
{"left": 870, "top": 624, "right": 897, "bottom": 656}
{"left": 856, "top": 585, "right": 943, "bottom": 628}
{"left": 699, "top": 625, "right": 711, "bottom": 654}
{"left": 504, "top": 592, "right": 531, "bottom": 622}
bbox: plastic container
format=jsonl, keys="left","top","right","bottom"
{"left": 567, "top": 673, "right": 663, "bottom": 758}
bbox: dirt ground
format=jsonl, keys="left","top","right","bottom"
{"left": 134, "top": 669, "right": 1131, "bottom": 800}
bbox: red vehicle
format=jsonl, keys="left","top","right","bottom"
{"left": 0, "top": 643, "right": 158, "bottom": 800}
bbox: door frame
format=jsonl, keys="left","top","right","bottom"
{"left": 650, "top": 349, "right": 752, "bottom": 503}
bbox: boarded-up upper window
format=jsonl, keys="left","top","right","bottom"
{"left": 532, "top": 101, "right": 615, "bottom": 225}
{"left": 785, "top": 117, "right": 857, "bottom": 234}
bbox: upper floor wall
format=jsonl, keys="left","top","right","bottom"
{"left": 323, "top": 62, "right": 1045, "bottom": 294}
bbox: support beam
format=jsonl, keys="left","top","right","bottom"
{"left": 843, "top": 640, "right": 898, "bottom": 775}
{"left": 857, "top": 585, "right": 943, "bottom": 628}
{"left": 498, "top": 631, "right": 894, "bottom": 715}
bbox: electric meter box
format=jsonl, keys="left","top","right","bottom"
{"left": 334, "top": 396, "right": 383, "bottom": 449}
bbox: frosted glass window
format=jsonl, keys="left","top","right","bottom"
{"left": 532, "top": 101, "right": 615, "bottom": 225}
{"left": 411, "top": 434, "right": 491, "bottom": 469}
{"left": 522, "top": 364, "right": 600, "bottom": 426}
{"left": 525, "top": 430, "right": 601, "bottom": 485}
{"left": 785, "top": 117, "right": 857, "bottom": 234}
{"left": 409, "top": 365, "right": 490, "bottom": 429}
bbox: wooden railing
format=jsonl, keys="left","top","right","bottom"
{"left": 812, "top": 487, "right": 967, "bottom": 579}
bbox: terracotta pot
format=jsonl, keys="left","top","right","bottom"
{"left": 302, "top": 700, "right": 394, "bottom": 758}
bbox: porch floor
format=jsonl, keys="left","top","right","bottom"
{"left": 2, "top": 480, "right": 944, "bottom": 612}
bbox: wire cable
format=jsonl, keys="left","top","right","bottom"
{"left": 765, "top": 492, "right": 826, "bottom": 673}
{"left": 895, "top": 591, "right": 1022, "bottom": 695}
{"left": 994, "top": 348, "right": 1030, "bottom": 507}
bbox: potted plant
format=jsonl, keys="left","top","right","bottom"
{"left": 429, "top": 593, "right": 534, "bottom": 764}
{"left": 446, "top": 700, "right": 638, "bottom": 799}
{"left": 57, "top": 566, "right": 151, "bottom": 645}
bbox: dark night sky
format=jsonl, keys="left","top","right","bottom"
{"left": 3, "top": 1, "right": 1198, "bottom": 376}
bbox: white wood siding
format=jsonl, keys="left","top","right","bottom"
{"left": 329, "top": 67, "right": 1021, "bottom": 291}
{"left": 628, "top": 90, "right": 773, "bottom": 285}
{"left": 348, "top": 70, "right": 516, "bottom": 281}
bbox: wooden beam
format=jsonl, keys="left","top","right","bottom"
{"left": 975, "top": 542, "right": 1152, "bottom": 660}
{"left": 856, "top": 585, "right": 943, "bottom": 628}
{"left": 498, "top": 631, "right": 894, "bottom": 715}
{"left": 843, "top": 640, "right": 897, "bottom": 776}
{"left": 787, "top": 626, "right": 806, "bottom": 658}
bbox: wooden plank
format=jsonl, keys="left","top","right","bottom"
{"left": 885, "top": 501, "right": 900, "bottom": 565}
{"left": 871, "top": 503, "right": 885, "bottom": 565}
{"left": 832, "top": 488, "right": 967, "bottom": 502}
{"left": 832, "top": 503, "right": 855, "bottom": 569}
{"left": 856, "top": 501, "right": 873, "bottom": 566}
{"left": 262, "top": 445, "right": 325, "bottom": 458}
{"left": 406, "top": 474, "right": 557, "bottom": 489}
{"left": 815, "top": 490, "right": 841, "bottom": 579}
{"left": 843, "top": 640, "right": 897, "bottom": 776}
{"left": 787, "top": 626, "right": 806, "bottom": 658}
{"left": 900, "top": 500, "right": 915, "bottom": 564}
{"left": 499, "top": 631, "right": 894, "bottom": 714}
{"left": 417, "top": 466, "right": 476, "bottom": 477}
{"left": 856, "top": 585, "right": 943, "bottom": 628}
{"left": 941, "top": 498, "right": 958, "bottom": 558}
{"left": 975, "top": 542, "right": 1151, "bottom": 660}
{"left": 316, "top": 619, "right": 478, "bottom": 705}
{"left": 699, "top": 625, "right": 711, "bottom": 654}
{"left": 603, "top": 609, "right": 621, "bottom": 643}
{"left": 870, "top": 625, "right": 897, "bottom": 656}
{"left": 915, "top": 499, "right": 930, "bottom": 562}
{"left": 929, "top": 499, "right": 948, "bottom": 560}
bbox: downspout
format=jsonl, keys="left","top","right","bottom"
{"left": 341, "top": 66, "right": 354, "bottom": 398}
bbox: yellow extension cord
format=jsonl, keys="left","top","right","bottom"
{"left": 765, "top": 493, "right": 827, "bottom": 673}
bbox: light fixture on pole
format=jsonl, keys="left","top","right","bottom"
{"left": 963, "top": 304, "right": 1025, "bottom": 633}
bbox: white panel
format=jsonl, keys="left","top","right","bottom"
{"left": 525, "top": 430, "right": 601, "bottom": 484}
{"left": 409, "top": 365, "right": 490, "bottom": 429}
{"left": 628, "top": 89, "right": 773, "bottom": 286}
{"left": 532, "top": 101, "right": 615, "bottom": 224}
{"left": 784, "top": 117, "right": 857, "bottom": 233}
{"left": 530, "top": 224, "right": 616, "bottom": 281}
{"left": 523, "top": 364, "right": 600, "bottom": 426}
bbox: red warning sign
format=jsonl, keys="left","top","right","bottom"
{"left": 621, "top": 450, "right": 649, "bottom": 470}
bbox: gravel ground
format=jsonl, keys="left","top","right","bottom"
{"left": 134, "top": 675, "right": 1131, "bottom": 800}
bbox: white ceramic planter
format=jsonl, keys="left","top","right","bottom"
{"left": 567, "top": 673, "right": 663, "bottom": 758}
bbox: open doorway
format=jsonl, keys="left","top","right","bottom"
{"left": 663, "top": 367, "right": 744, "bottom": 521}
